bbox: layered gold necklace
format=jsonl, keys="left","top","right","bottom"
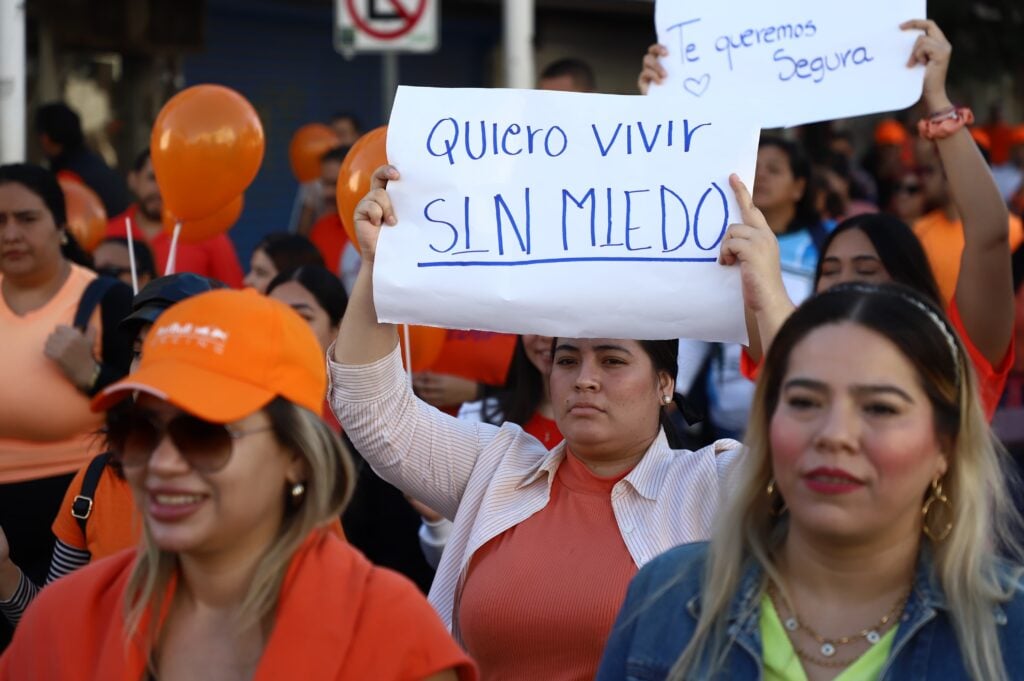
{"left": 768, "top": 584, "right": 911, "bottom": 668}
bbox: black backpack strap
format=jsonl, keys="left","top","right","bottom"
{"left": 70, "top": 452, "right": 111, "bottom": 536}
{"left": 73, "top": 276, "right": 119, "bottom": 332}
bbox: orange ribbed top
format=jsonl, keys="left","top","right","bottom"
{"left": 459, "top": 450, "right": 638, "bottom": 681}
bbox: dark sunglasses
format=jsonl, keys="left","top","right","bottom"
{"left": 107, "top": 409, "right": 271, "bottom": 473}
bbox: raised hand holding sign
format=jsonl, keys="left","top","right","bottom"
{"left": 648, "top": 0, "right": 926, "bottom": 127}
{"left": 372, "top": 85, "right": 759, "bottom": 343}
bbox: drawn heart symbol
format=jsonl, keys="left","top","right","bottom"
{"left": 683, "top": 74, "right": 711, "bottom": 97}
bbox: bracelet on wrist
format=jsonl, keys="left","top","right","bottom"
{"left": 917, "top": 107, "right": 974, "bottom": 141}
{"left": 926, "top": 104, "right": 956, "bottom": 119}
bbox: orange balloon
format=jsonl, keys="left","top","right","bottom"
{"left": 58, "top": 178, "right": 106, "bottom": 252}
{"left": 150, "top": 84, "right": 264, "bottom": 221}
{"left": 398, "top": 325, "right": 447, "bottom": 373}
{"left": 289, "top": 124, "right": 340, "bottom": 182}
{"left": 336, "top": 126, "right": 388, "bottom": 253}
{"left": 162, "top": 195, "right": 244, "bottom": 244}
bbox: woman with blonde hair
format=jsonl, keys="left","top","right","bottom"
{"left": 597, "top": 283, "right": 1024, "bottom": 681}
{"left": 0, "top": 289, "right": 475, "bottom": 681}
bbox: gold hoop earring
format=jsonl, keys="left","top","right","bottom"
{"left": 922, "top": 477, "right": 953, "bottom": 542}
{"left": 766, "top": 478, "right": 787, "bottom": 517}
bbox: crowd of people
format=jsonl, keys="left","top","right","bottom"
{"left": 0, "top": 16, "right": 1022, "bottom": 681}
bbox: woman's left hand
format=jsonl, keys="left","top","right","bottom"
{"left": 412, "top": 372, "right": 479, "bottom": 408}
{"left": 719, "top": 175, "right": 789, "bottom": 314}
{"left": 901, "top": 19, "right": 953, "bottom": 111}
{"left": 44, "top": 324, "right": 99, "bottom": 391}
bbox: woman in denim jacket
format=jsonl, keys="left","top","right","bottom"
{"left": 597, "top": 284, "right": 1024, "bottom": 681}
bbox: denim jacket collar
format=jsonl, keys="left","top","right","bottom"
{"left": 682, "top": 544, "right": 954, "bottom": 667}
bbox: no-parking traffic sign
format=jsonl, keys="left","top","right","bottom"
{"left": 335, "top": 0, "right": 439, "bottom": 54}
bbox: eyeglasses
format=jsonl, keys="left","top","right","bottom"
{"left": 107, "top": 409, "right": 272, "bottom": 473}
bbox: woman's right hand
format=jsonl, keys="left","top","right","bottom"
{"left": 901, "top": 19, "right": 953, "bottom": 113}
{"left": 638, "top": 43, "right": 668, "bottom": 95}
{"left": 719, "top": 174, "right": 790, "bottom": 315}
{"left": 352, "top": 165, "right": 401, "bottom": 265}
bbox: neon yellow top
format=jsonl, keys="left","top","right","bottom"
{"left": 760, "top": 595, "right": 898, "bottom": 681}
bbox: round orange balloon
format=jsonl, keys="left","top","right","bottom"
{"left": 58, "top": 178, "right": 106, "bottom": 252}
{"left": 151, "top": 84, "right": 264, "bottom": 221}
{"left": 336, "top": 126, "right": 388, "bottom": 253}
{"left": 289, "top": 124, "right": 340, "bottom": 182}
{"left": 162, "top": 195, "right": 244, "bottom": 244}
{"left": 398, "top": 325, "right": 447, "bottom": 373}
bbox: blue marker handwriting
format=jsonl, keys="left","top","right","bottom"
{"left": 420, "top": 182, "right": 729, "bottom": 267}
{"left": 773, "top": 45, "right": 874, "bottom": 83}
{"left": 714, "top": 20, "right": 817, "bottom": 70}
{"left": 426, "top": 117, "right": 713, "bottom": 165}
{"left": 660, "top": 14, "right": 877, "bottom": 90}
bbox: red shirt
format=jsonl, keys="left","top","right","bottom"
{"left": 309, "top": 212, "right": 349, "bottom": 275}
{"left": 106, "top": 206, "right": 244, "bottom": 288}
{"left": 523, "top": 411, "right": 562, "bottom": 449}
{"left": 459, "top": 451, "right": 636, "bottom": 681}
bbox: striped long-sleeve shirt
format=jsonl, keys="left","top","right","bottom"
{"left": 328, "top": 344, "right": 742, "bottom": 637}
{"left": 0, "top": 540, "right": 90, "bottom": 625}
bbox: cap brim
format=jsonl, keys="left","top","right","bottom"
{"left": 91, "top": 359, "right": 276, "bottom": 424}
{"left": 118, "top": 306, "right": 164, "bottom": 333}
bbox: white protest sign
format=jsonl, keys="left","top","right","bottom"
{"left": 372, "top": 86, "right": 759, "bottom": 343}
{"left": 650, "top": 0, "right": 926, "bottom": 128}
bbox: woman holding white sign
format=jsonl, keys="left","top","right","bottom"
{"left": 729, "top": 20, "right": 1015, "bottom": 422}
{"left": 330, "top": 166, "right": 742, "bottom": 680}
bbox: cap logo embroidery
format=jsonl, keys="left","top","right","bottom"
{"left": 155, "top": 322, "right": 230, "bottom": 354}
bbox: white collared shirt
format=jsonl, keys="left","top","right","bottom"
{"left": 328, "top": 344, "right": 742, "bottom": 634}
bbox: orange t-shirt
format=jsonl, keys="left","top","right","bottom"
{"left": 458, "top": 451, "right": 636, "bottom": 681}
{"left": 912, "top": 210, "right": 1023, "bottom": 303}
{"left": 949, "top": 300, "right": 1015, "bottom": 417}
{"left": 106, "top": 206, "right": 244, "bottom": 288}
{"left": 0, "top": 530, "right": 476, "bottom": 681}
{"left": 52, "top": 463, "right": 139, "bottom": 560}
{"left": 429, "top": 330, "right": 517, "bottom": 387}
{"left": 0, "top": 265, "right": 105, "bottom": 483}
{"left": 309, "top": 212, "right": 349, "bottom": 275}
{"left": 740, "top": 299, "right": 1013, "bottom": 421}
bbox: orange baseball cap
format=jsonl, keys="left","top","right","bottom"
{"left": 874, "top": 119, "right": 908, "bottom": 146}
{"left": 92, "top": 289, "right": 326, "bottom": 423}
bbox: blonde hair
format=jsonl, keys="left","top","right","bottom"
{"left": 122, "top": 398, "right": 355, "bottom": 654}
{"left": 668, "top": 285, "right": 1023, "bottom": 680}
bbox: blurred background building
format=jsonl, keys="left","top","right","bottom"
{"left": 8, "top": 0, "right": 1024, "bottom": 260}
